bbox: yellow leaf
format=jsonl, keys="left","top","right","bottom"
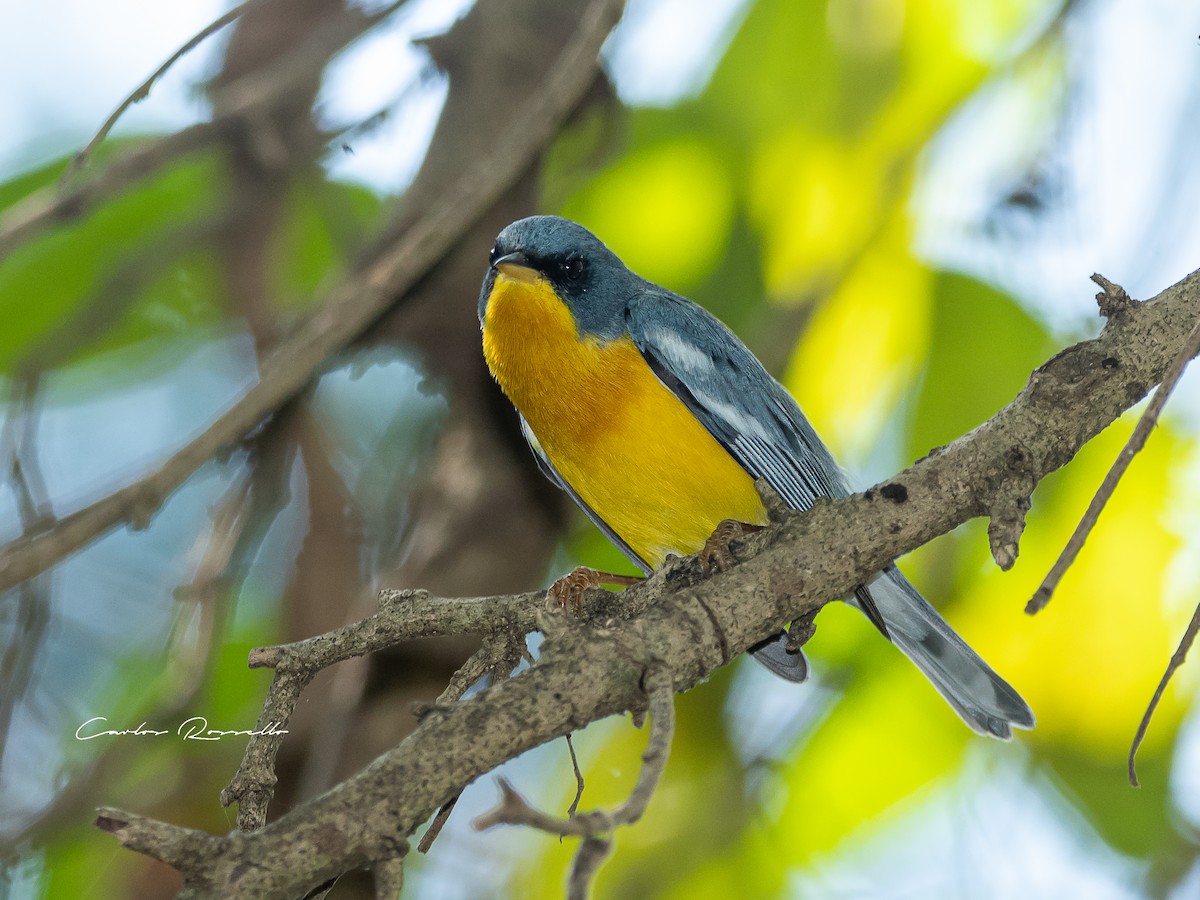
{"left": 783, "top": 219, "right": 932, "bottom": 458}
{"left": 769, "top": 661, "right": 968, "bottom": 863}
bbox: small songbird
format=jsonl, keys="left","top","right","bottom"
{"left": 478, "top": 215, "right": 1034, "bottom": 739}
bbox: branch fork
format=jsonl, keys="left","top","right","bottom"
{"left": 1092, "top": 273, "right": 1137, "bottom": 318}
{"left": 473, "top": 669, "right": 676, "bottom": 899}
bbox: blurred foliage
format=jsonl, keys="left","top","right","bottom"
{"left": 2, "top": 0, "right": 1199, "bottom": 897}
{"left": 0, "top": 139, "right": 389, "bottom": 895}
{"left": 0, "top": 145, "right": 226, "bottom": 380}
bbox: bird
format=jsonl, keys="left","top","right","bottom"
{"left": 478, "top": 214, "right": 1034, "bottom": 739}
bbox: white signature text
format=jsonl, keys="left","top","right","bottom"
{"left": 75, "top": 716, "right": 288, "bottom": 741}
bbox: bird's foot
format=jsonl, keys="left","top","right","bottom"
{"left": 699, "top": 519, "right": 764, "bottom": 576}
{"left": 547, "top": 566, "right": 644, "bottom": 613}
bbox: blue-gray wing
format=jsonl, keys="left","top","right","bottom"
{"left": 626, "top": 290, "right": 871, "bottom": 672}
{"left": 625, "top": 289, "right": 851, "bottom": 511}
{"left": 518, "top": 415, "right": 652, "bottom": 576}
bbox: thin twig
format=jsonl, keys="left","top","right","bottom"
{"left": 0, "top": 378, "right": 52, "bottom": 760}
{"left": 221, "top": 663, "right": 315, "bottom": 831}
{"left": 165, "top": 411, "right": 299, "bottom": 712}
{"left": 473, "top": 670, "right": 676, "bottom": 898}
{"left": 1028, "top": 309, "right": 1200, "bottom": 614}
{"left": 0, "top": 377, "right": 52, "bottom": 524}
{"left": 212, "top": 0, "right": 409, "bottom": 115}
{"left": 416, "top": 798, "right": 457, "bottom": 854}
{"left": 603, "top": 670, "right": 675, "bottom": 827}
{"left": 0, "top": 124, "right": 224, "bottom": 265}
{"left": 1128, "top": 599, "right": 1200, "bottom": 787}
{"left": 565, "top": 733, "right": 585, "bottom": 817}
{"left": 569, "top": 837, "right": 614, "bottom": 900}
{"left": 63, "top": 0, "right": 258, "bottom": 181}
{"left": 473, "top": 670, "right": 675, "bottom": 835}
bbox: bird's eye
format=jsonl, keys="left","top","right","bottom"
{"left": 561, "top": 257, "right": 585, "bottom": 281}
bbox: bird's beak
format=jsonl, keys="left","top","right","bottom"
{"left": 492, "top": 250, "right": 539, "bottom": 284}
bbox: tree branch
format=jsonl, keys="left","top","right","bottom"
{"left": 473, "top": 669, "right": 675, "bottom": 898}
{"left": 221, "top": 585, "right": 637, "bottom": 831}
{"left": 94, "top": 268, "right": 1200, "bottom": 897}
{"left": 63, "top": 0, "right": 257, "bottom": 180}
{"left": 1128, "top": 599, "right": 1200, "bottom": 788}
{"left": 1028, "top": 280, "right": 1200, "bottom": 612}
{"left": 476, "top": 670, "right": 675, "bottom": 837}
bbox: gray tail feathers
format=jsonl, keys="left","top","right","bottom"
{"left": 850, "top": 565, "right": 1035, "bottom": 739}
{"left": 750, "top": 631, "right": 809, "bottom": 682}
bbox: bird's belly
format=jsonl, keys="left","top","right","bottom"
{"left": 530, "top": 340, "right": 768, "bottom": 568}
{"left": 481, "top": 274, "right": 765, "bottom": 567}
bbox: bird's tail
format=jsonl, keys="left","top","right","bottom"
{"left": 851, "top": 565, "right": 1035, "bottom": 739}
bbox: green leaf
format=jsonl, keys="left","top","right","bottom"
{"left": 909, "top": 272, "right": 1058, "bottom": 457}
{"left": 0, "top": 140, "right": 227, "bottom": 377}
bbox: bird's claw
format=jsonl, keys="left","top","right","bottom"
{"left": 547, "top": 567, "right": 596, "bottom": 613}
{"left": 547, "top": 566, "right": 644, "bottom": 613}
{"left": 699, "top": 519, "right": 764, "bottom": 576}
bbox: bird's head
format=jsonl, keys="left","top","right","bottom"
{"left": 478, "top": 215, "right": 635, "bottom": 341}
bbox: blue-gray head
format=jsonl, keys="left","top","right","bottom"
{"left": 478, "top": 215, "right": 637, "bottom": 340}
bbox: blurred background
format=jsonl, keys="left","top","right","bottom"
{"left": 1, "top": 0, "right": 1199, "bottom": 897}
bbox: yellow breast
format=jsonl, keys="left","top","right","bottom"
{"left": 482, "top": 271, "right": 766, "bottom": 567}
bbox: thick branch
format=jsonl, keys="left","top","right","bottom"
{"left": 99, "top": 268, "right": 1199, "bottom": 897}
{"left": 95, "top": 808, "right": 224, "bottom": 871}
